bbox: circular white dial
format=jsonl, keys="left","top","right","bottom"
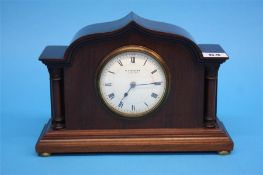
{"left": 98, "top": 46, "right": 168, "bottom": 117}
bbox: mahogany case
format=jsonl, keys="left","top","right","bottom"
{"left": 36, "top": 13, "right": 233, "bottom": 154}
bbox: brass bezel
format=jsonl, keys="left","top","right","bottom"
{"left": 96, "top": 45, "right": 170, "bottom": 118}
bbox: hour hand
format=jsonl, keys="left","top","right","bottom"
{"left": 119, "top": 82, "right": 136, "bottom": 104}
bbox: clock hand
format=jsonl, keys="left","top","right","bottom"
{"left": 120, "top": 87, "right": 131, "bottom": 102}
{"left": 119, "top": 81, "right": 161, "bottom": 106}
{"left": 136, "top": 81, "right": 162, "bottom": 86}
{"left": 119, "top": 82, "right": 136, "bottom": 103}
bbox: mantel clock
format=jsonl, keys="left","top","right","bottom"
{"left": 36, "top": 13, "right": 233, "bottom": 155}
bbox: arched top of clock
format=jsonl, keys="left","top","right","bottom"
{"left": 72, "top": 12, "right": 194, "bottom": 43}
{"left": 63, "top": 12, "right": 205, "bottom": 64}
{"left": 39, "top": 13, "right": 228, "bottom": 66}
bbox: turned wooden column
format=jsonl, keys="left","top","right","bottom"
{"left": 48, "top": 66, "right": 65, "bottom": 129}
{"left": 204, "top": 63, "right": 220, "bottom": 128}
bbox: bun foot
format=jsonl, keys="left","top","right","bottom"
{"left": 218, "top": 151, "right": 230, "bottom": 155}
{"left": 40, "top": 152, "right": 51, "bottom": 157}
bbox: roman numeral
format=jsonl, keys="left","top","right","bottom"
{"left": 108, "top": 71, "right": 115, "bottom": 74}
{"left": 108, "top": 93, "right": 115, "bottom": 99}
{"left": 132, "top": 105, "right": 135, "bottom": 111}
{"left": 131, "top": 57, "right": 135, "bottom": 63}
{"left": 143, "top": 58, "right": 148, "bottom": 66}
{"left": 151, "top": 69, "right": 157, "bottom": 74}
{"left": 118, "top": 101, "right": 123, "bottom": 108}
{"left": 105, "top": 83, "right": 112, "bottom": 86}
{"left": 144, "top": 102, "right": 148, "bottom": 107}
{"left": 117, "top": 60, "right": 123, "bottom": 66}
{"left": 151, "top": 93, "right": 158, "bottom": 98}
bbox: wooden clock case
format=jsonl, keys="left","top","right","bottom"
{"left": 36, "top": 12, "right": 233, "bottom": 155}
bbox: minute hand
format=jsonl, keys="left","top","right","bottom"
{"left": 136, "top": 82, "right": 162, "bottom": 86}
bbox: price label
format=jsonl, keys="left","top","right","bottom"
{"left": 202, "top": 52, "right": 228, "bottom": 58}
